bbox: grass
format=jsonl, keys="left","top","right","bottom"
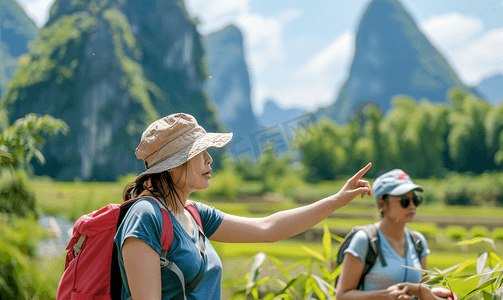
{"left": 29, "top": 176, "right": 503, "bottom": 300}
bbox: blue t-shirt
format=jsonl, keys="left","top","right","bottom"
{"left": 343, "top": 228, "right": 431, "bottom": 291}
{"left": 114, "top": 198, "right": 225, "bottom": 299}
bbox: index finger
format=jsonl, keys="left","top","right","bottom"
{"left": 351, "top": 162, "right": 372, "bottom": 181}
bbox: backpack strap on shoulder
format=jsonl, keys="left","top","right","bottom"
{"left": 405, "top": 227, "right": 424, "bottom": 260}
{"left": 357, "top": 224, "right": 386, "bottom": 289}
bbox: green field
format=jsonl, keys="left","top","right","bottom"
{"left": 31, "top": 177, "right": 503, "bottom": 299}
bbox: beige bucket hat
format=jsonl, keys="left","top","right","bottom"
{"left": 135, "top": 113, "right": 233, "bottom": 180}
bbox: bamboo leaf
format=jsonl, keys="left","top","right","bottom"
{"left": 452, "top": 259, "right": 476, "bottom": 277}
{"left": 463, "top": 268, "right": 503, "bottom": 281}
{"left": 459, "top": 278, "right": 497, "bottom": 300}
{"left": 323, "top": 225, "right": 331, "bottom": 261}
{"left": 301, "top": 244, "right": 326, "bottom": 261}
{"left": 402, "top": 265, "right": 437, "bottom": 275}
{"left": 439, "top": 263, "right": 463, "bottom": 275}
{"left": 269, "top": 254, "right": 292, "bottom": 280}
{"left": 332, "top": 233, "right": 345, "bottom": 243}
{"left": 426, "top": 275, "right": 446, "bottom": 286}
{"left": 489, "top": 253, "right": 502, "bottom": 265}
{"left": 478, "top": 252, "right": 489, "bottom": 274}
{"left": 278, "top": 274, "right": 304, "bottom": 295}
{"left": 481, "top": 290, "right": 492, "bottom": 300}
{"left": 0, "top": 149, "right": 11, "bottom": 158}
{"left": 247, "top": 252, "right": 267, "bottom": 291}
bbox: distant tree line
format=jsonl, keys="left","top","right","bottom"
{"left": 296, "top": 88, "right": 503, "bottom": 180}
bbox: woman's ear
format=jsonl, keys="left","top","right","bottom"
{"left": 377, "top": 198, "right": 386, "bottom": 209}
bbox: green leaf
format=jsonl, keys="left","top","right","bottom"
{"left": 452, "top": 259, "right": 476, "bottom": 277}
{"left": 402, "top": 265, "right": 437, "bottom": 275}
{"left": 247, "top": 252, "right": 267, "bottom": 291}
{"left": 332, "top": 233, "right": 344, "bottom": 243}
{"left": 426, "top": 275, "right": 446, "bottom": 286}
{"left": 278, "top": 274, "right": 304, "bottom": 295}
{"left": 481, "top": 290, "right": 492, "bottom": 300}
{"left": 458, "top": 237, "right": 495, "bottom": 248}
{"left": 301, "top": 244, "right": 326, "bottom": 261}
{"left": 439, "top": 262, "right": 463, "bottom": 275}
{"left": 494, "top": 268, "right": 503, "bottom": 289}
{"left": 464, "top": 268, "right": 503, "bottom": 281}
{"left": 228, "top": 289, "right": 246, "bottom": 300}
{"left": 322, "top": 225, "right": 331, "bottom": 261}
{"left": 269, "top": 254, "right": 291, "bottom": 280}
{"left": 478, "top": 252, "right": 489, "bottom": 274}
{"left": 262, "top": 292, "right": 276, "bottom": 300}
{"left": 0, "top": 149, "right": 12, "bottom": 158}
{"left": 489, "top": 253, "right": 502, "bottom": 265}
{"left": 459, "top": 278, "right": 497, "bottom": 300}
{"left": 222, "top": 278, "right": 248, "bottom": 288}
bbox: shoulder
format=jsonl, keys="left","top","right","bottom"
{"left": 128, "top": 198, "right": 164, "bottom": 218}
{"left": 342, "top": 229, "right": 371, "bottom": 263}
{"left": 406, "top": 229, "right": 427, "bottom": 245}
{"left": 188, "top": 200, "right": 225, "bottom": 237}
{"left": 351, "top": 229, "right": 372, "bottom": 244}
{"left": 189, "top": 201, "right": 221, "bottom": 217}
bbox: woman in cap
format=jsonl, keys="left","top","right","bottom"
{"left": 114, "top": 113, "right": 373, "bottom": 300}
{"left": 335, "top": 169, "right": 454, "bottom": 300}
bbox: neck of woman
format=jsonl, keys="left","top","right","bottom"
{"left": 376, "top": 218, "right": 406, "bottom": 241}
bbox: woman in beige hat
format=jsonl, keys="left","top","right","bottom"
{"left": 115, "top": 113, "right": 373, "bottom": 300}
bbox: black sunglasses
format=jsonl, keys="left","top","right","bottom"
{"left": 399, "top": 195, "right": 423, "bottom": 208}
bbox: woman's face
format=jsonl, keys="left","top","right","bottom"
{"left": 383, "top": 190, "right": 419, "bottom": 223}
{"left": 170, "top": 150, "right": 213, "bottom": 195}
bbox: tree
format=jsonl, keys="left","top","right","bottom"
{"left": 485, "top": 103, "right": 503, "bottom": 167}
{"left": 447, "top": 88, "right": 493, "bottom": 173}
{"left": 0, "top": 113, "right": 68, "bottom": 172}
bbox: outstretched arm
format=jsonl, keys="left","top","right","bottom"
{"left": 210, "top": 163, "right": 372, "bottom": 243}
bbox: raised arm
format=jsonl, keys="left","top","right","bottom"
{"left": 210, "top": 163, "right": 372, "bottom": 243}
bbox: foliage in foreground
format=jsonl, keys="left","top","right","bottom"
{"left": 0, "top": 214, "right": 62, "bottom": 300}
{"left": 225, "top": 226, "right": 503, "bottom": 300}
{"left": 0, "top": 113, "right": 68, "bottom": 171}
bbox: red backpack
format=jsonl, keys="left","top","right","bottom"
{"left": 56, "top": 195, "right": 205, "bottom": 300}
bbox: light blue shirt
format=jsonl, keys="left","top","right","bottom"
{"left": 114, "top": 198, "right": 225, "bottom": 299}
{"left": 343, "top": 228, "right": 430, "bottom": 291}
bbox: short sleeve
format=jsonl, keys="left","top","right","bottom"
{"left": 416, "top": 231, "right": 431, "bottom": 259}
{"left": 191, "top": 201, "right": 225, "bottom": 238}
{"left": 343, "top": 230, "right": 369, "bottom": 263}
{"left": 115, "top": 199, "right": 164, "bottom": 255}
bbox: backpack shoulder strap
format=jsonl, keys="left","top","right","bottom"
{"left": 356, "top": 224, "right": 386, "bottom": 289}
{"left": 405, "top": 227, "right": 424, "bottom": 260}
{"left": 186, "top": 202, "right": 203, "bottom": 234}
{"left": 129, "top": 196, "right": 175, "bottom": 256}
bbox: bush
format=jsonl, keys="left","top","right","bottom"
{"left": 193, "top": 169, "right": 242, "bottom": 199}
{"left": 492, "top": 227, "right": 503, "bottom": 241}
{"left": 407, "top": 223, "right": 439, "bottom": 239}
{"left": 468, "top": 225, "right": 490, "bottom": 238}
{"left": 0, "top": 170, "right": 38, "bottom": 218}
{"left": 0, "top": 214, "right": 53, "bottom": 299}
{"left": 445, "top": 225, "right": 467, "bottom": 240}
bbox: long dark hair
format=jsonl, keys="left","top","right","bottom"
{"left": 123, "top": 164, "right": 187, "bottom": 215}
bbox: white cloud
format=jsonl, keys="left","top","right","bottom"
{"left": 186, "top": 0, "right": 302, "bottom": 110}
{"left": 420, "top": 12, "right": 483, "bottom": 52}
{"left": 421, "top": 13, "right": 503, "bottom": 86}
{"left": 454, "top": 28, "right": 503, "bottom": 85}
{"left": 296, "top": 31, "right": 354, "bottom": 79}
{"left": 253, "top": 32, "right": 355, "bottom": 113}
{"left": 16, "top": 0, "right": 56, "bottom": 28}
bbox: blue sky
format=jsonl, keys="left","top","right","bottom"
{"left": 16, "top": 0, "right": 503, "bottom": 114}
